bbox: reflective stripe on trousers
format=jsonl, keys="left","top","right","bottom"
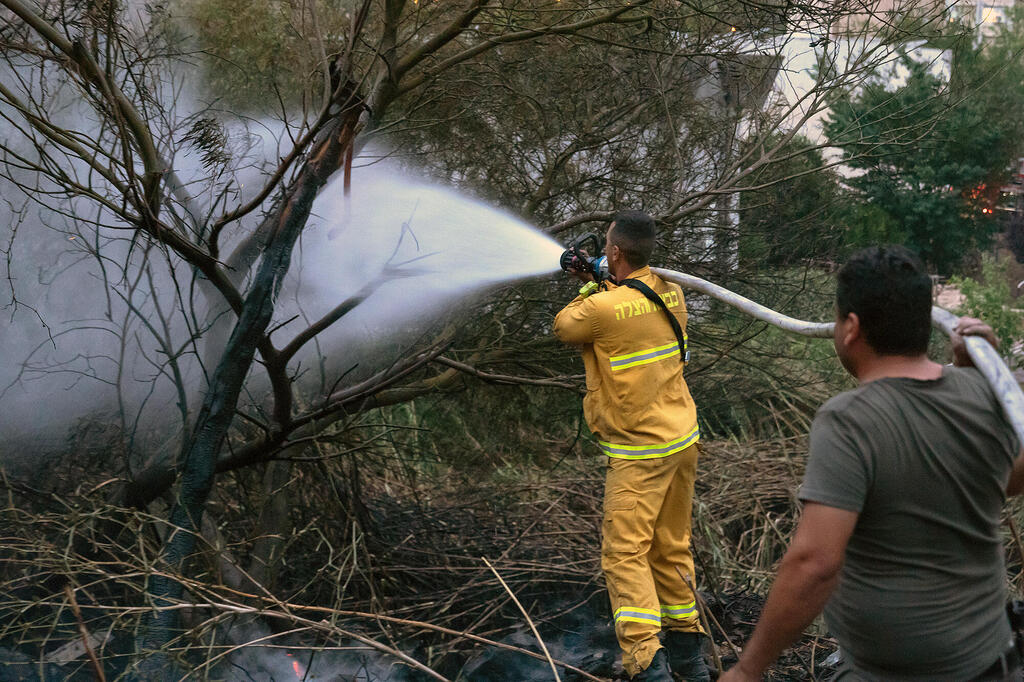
{"left": 614, "top": 606, "right": 662, "bottom": 626}
{"left": 598, "top": 424, "right": 700, "bottom": 460}
{"left": 661, "top": 601, "right": 698, "bottom": 620}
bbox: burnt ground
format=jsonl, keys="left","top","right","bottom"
{"left": 706, "top": 590, "right": 839, "bottom": 681}
{"left": 0, "top": 437, "right": 839, "bottom": 681}
{"left": 456, "top": 587, "right": 838, "bottom": 681}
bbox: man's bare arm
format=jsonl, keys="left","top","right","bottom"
{"left": 720, "top": 502, "right": 858, "bottom": 682}
{"left": 1007, "top": 452, "right": 1024, "bottom": 496}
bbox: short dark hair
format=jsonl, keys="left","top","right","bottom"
{"left": 837, "top": 246, "right": 933, "bottom": 356}
{"left": 610, "top": 210, "right": 656, "bottom": 268}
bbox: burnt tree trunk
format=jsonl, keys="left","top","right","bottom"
{"left": 136, "top": 84, "right": 364, "bottom": 674}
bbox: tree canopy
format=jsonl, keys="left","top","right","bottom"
{"left": 827, "top": 19, "right": 1024, "bottom": 272}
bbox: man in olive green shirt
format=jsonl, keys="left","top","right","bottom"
{"left": 722, "top": 246, "right": 1023, "bottom": 681}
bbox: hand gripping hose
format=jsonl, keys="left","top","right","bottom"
{"left": 652, "top": 267, "right": 1024, "bottom": 447}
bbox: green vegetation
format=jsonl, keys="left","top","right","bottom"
{"left": 949, "top": 256, "right": 1024, "bottom": 359}
{"left": 826, "top": 20, "right": 1024, "bottom": 272}
{"left": 184, "top": 0, "right": 347, "bottom": 110}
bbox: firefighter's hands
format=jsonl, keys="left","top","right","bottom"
{"left": 566, "top": 266, "right": 595, "bottom": 283}
{"left": 952, "top": 316, "right": 1000, "bottom": 368}
{"left": 566, "top": 250, "right": 595, "bottom": 283}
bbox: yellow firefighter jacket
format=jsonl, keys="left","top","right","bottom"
{"left": 553, "top": 266, "right": 699, "bottom": 459}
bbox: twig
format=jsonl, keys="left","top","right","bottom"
{"left": 482, "top": 556, "right": 561, "bottom": 682}
{"left": 678, "top": 570, "right": 721, "bottom": 675}
{"left": 810, "top": 635, "right": 818, "bottom": 681}
{"left": 63, "top": 584, "right": 106, "bottom": 682}
{"left": 753, "top": 496, "right": 789, "bottom": 547}
{"left": 434, "top": 356, "right": 582, "bottom": 391}
{"left": 679, "top": 570, "right": 740, "bottom": 658}
{"left": 1007, "top": 516, "right": 1024, "bottom": 584}
{"left": 676, "top": 569, "right": 724, "bottom": 676}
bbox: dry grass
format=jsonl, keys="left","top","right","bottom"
{"left": 10, "top": 434, "right": 1021, "bottom": 680}
{"left": 694, "top": 438, "right": 809, "bottom": 594}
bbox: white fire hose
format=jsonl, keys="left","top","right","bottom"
{"left": 653, "top": 267, "right": 1024, "bottom": 447}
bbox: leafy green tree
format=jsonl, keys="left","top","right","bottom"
{"left": 826, "top": 22, "right": 1024, "bottom": 272}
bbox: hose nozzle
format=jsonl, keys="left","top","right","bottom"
{"left": 559, "top": 232, "right": 609, "bottom": 282}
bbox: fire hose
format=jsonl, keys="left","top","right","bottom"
{"left": 651, "top": 267, "right": 1024, "bottom": 448}
{"left": 557, "top": 234, "right": 1024, "bottom": 444}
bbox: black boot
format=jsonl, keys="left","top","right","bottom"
{"left": 664, "top": 630, "right": 711, "bottom": 682}
{"left": 633, "top": 648, "right": 673, "bottom": 681}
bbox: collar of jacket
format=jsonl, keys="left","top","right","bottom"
{"left": 608, "top": 265, "right": 652, "bottom": 288}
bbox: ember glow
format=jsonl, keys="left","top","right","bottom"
{"left": 286, "top": 652, "right": 305, "bottom": 679}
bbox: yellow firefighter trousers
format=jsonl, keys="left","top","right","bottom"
{"left": 601, "top": 443, "right": 704, "bottom": 677}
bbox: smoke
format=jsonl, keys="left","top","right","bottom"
{"left": 214, "top": 619, "right": 419, "bottom": 681}
{"left": 0, "top": 46, "right": 563, "bottom": 473}
{"left": 211, "top": 593, "right": 617, "bottom": 681}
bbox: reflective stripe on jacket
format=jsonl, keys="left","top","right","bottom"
{"left": 553, "top": 266, "right": 699, "bottom": 458}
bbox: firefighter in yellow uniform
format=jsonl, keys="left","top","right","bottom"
{"left": 554, "top": 211, "right": 709, "bottom": 682}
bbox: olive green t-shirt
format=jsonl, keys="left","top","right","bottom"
{"left": 801, "top": 366, "right": 1019, "bottom": 681}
